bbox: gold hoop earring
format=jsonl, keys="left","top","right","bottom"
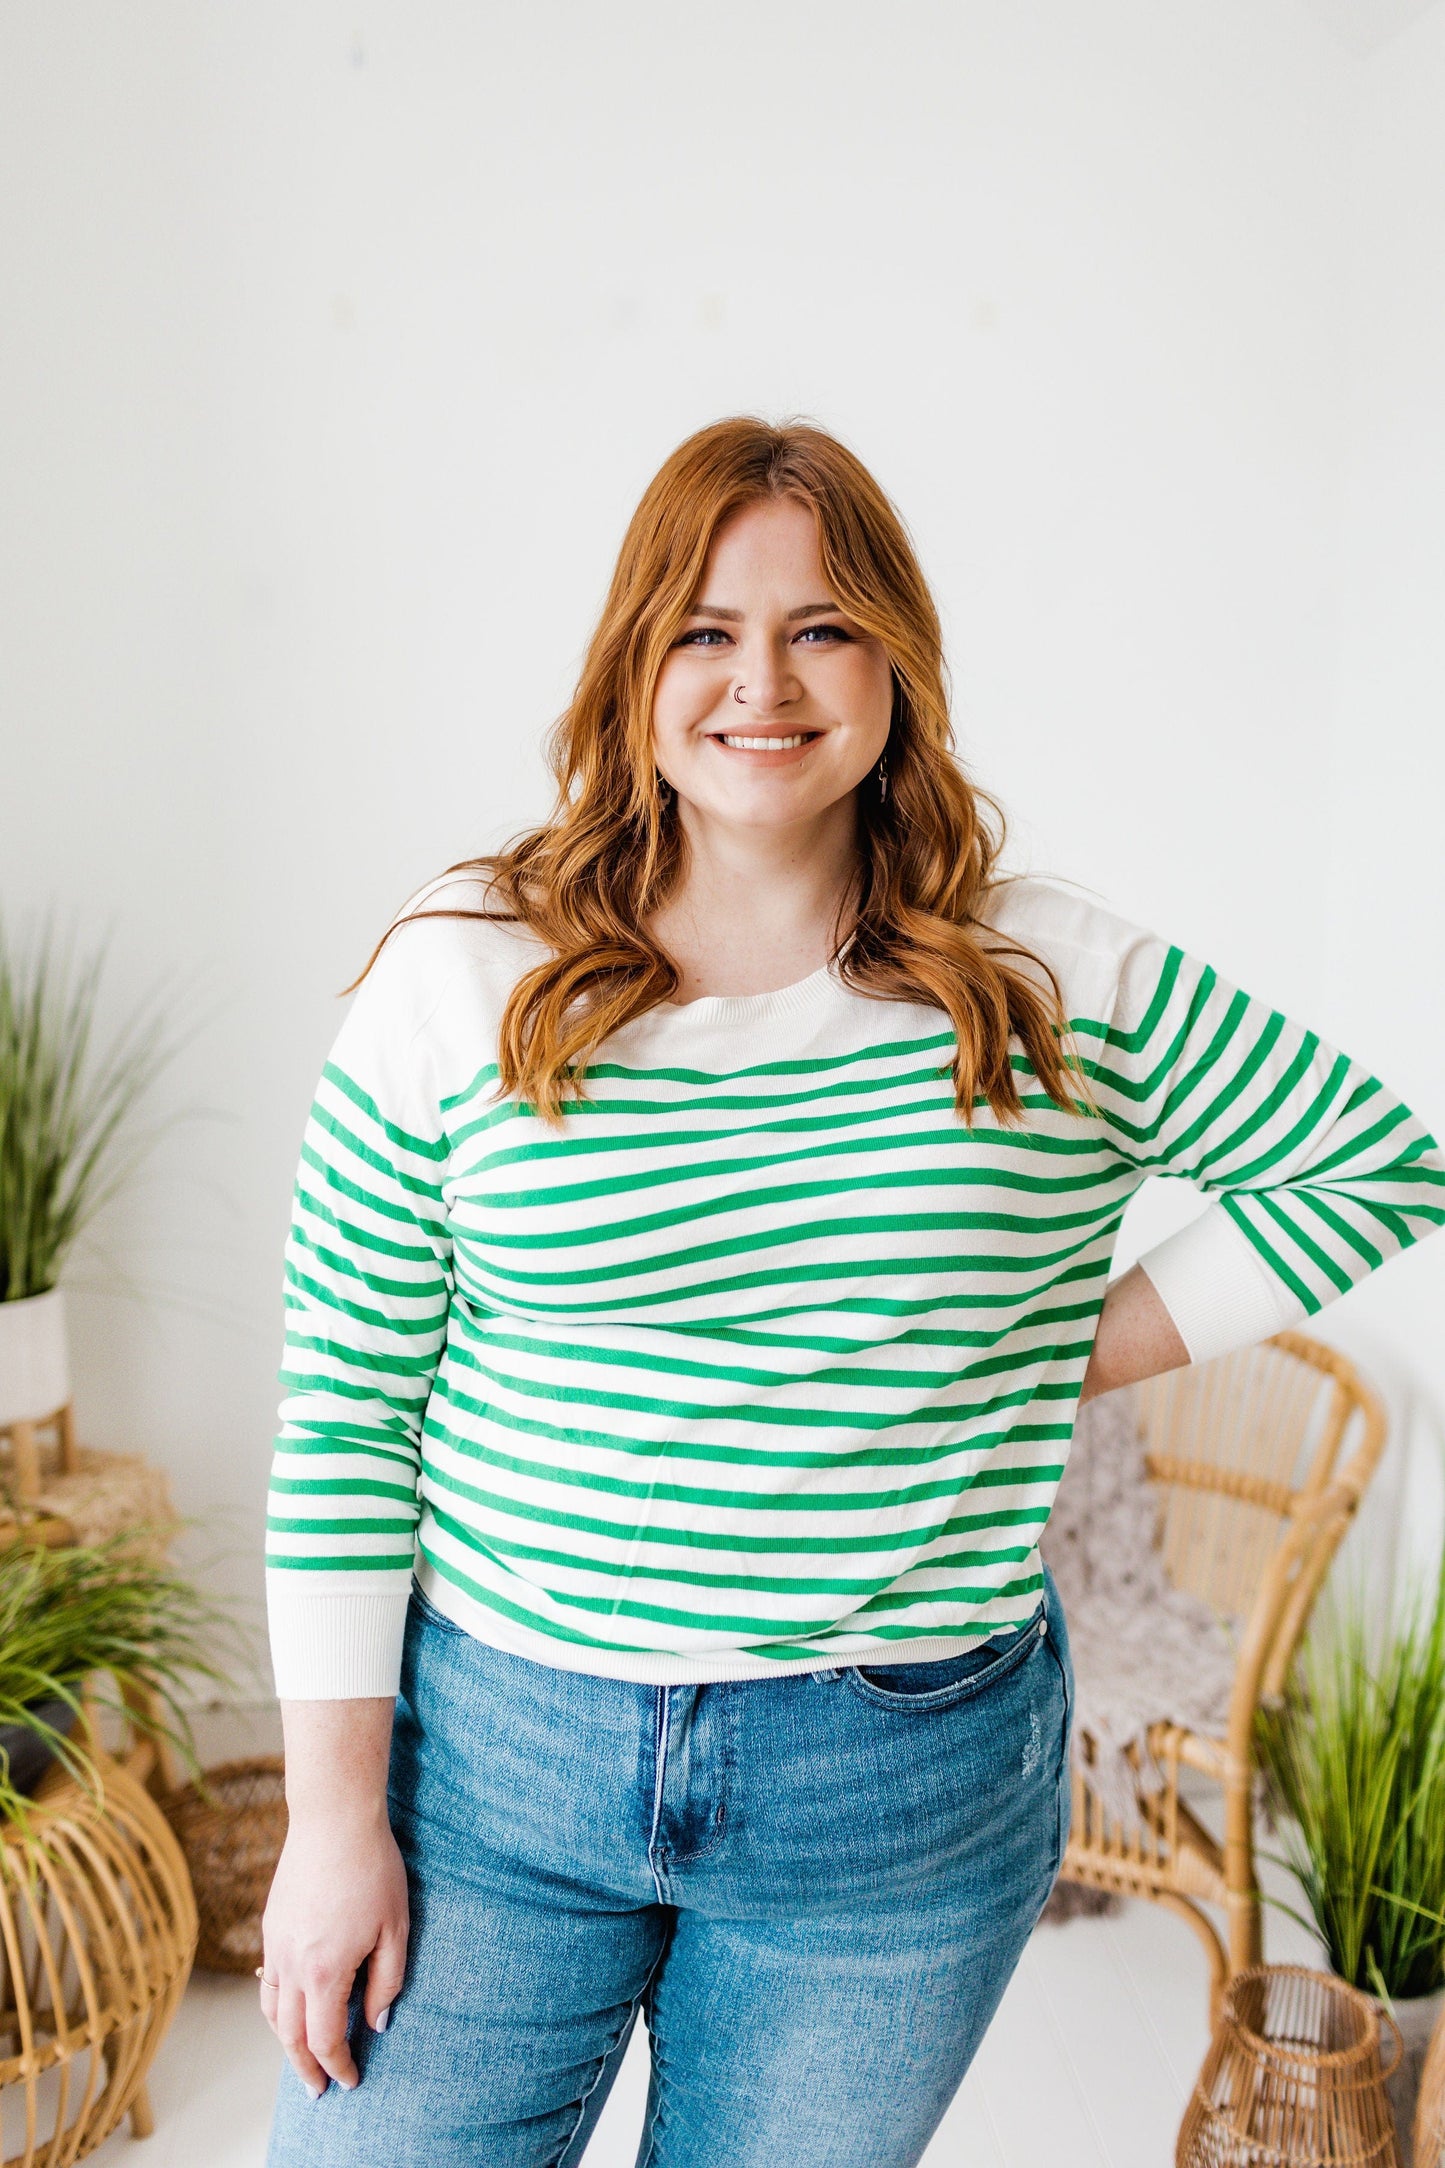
{"left": 655, "top": 770, "right": 673, "bottom": 805}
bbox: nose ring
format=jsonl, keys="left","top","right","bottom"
{"left": 733, "top": 685, "right": 747, "bottom": 704}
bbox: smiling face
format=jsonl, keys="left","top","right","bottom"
{"left": 650, "top": 497, "right": 895, "bottom": 834}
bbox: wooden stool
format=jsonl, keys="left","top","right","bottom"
{"left": 0, "top": 1409, "right": 179, "bottom": 1569}
{"left": 0, "top": 1402, "right": 79, "bottom": 1510}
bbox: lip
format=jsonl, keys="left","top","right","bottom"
{"left": 706, "top": 729, "right": 822, "bottom": 763}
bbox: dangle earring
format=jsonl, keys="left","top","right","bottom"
{"left": 876, "top": 748, "right": 890, "bottom": 803}
{"left": 655, "top": 770, "right": 673, "bottom": 807}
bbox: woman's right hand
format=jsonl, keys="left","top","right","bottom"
{"left": 260, "top": 1697, "right": 409, "bottom": 2097}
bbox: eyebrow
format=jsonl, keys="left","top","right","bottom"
{"left": 684, "top": 601, "right": 844, "bottom": 622}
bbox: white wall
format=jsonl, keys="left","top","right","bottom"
{"left": 1, "top": 1, "right": 1441, "bottom": 1689}
{"left": 1306, "top": 0, "right": 1445, "bottom": 1613}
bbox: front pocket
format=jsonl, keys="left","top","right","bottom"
{"left": 842, "top": 1605, "right": 1048, "bottom": 1711}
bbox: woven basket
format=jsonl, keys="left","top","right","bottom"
{"left": 1178, "top": 1963, "right": 1404, "bottom": 2167}
{"left": 160, "top": 1756, "right": 287, "bottom": 1973}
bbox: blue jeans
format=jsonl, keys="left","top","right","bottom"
{"left": 267, "top": 1561, "right": 1074, "bottom": 2168}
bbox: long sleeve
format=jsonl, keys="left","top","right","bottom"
{"left": 1083, "top": 925, "right": 1445, "bottom": 1364}
{"left": 264, "top": 923, "right": 455, "bottom": 1699}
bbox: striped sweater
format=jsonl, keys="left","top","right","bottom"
{"left": 264, "top": 873, "right": 1445, "bottom": 1698}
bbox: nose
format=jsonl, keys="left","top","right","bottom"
{"left": 734, "top": 638, "right": 800, "bottom": 716}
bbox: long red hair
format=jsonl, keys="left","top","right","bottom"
{"left": 350, "top": 415, "right": 1094, "bottom": 1131}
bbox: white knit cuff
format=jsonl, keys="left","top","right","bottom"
{"left": 266, "top": 1575, "right": 412, "bottom": 1700}
{"left": 1135, "top": 1202, "right": 1308, "bottom": 1366}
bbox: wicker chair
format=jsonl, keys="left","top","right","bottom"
{"left": 1057, "top": 1329, "right": 1388, "bottom": 2029}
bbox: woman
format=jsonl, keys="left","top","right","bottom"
{"left": 261, "top": 416, "right": 1445, "bottom": 2167}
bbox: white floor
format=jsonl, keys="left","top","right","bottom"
{"left": 75, "top": 1707, "right": 1327, "bottom": 2168}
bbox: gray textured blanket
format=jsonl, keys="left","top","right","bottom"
{"left": 1037, "top": 1384, "right": 1260, "bottom": 1845}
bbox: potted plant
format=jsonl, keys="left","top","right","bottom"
{"left": 0, "top": 914, "right": 183, "bottom": 1457}
{"left": 1254, "top": 1549, "right": 1445, "bottom": 2165}
{"left": 0, "top": 1522, "right": 256, "bottom": 1846}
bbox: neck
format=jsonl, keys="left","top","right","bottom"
{"left": 646, "top": 795, "right": 862, "bottom": 1000}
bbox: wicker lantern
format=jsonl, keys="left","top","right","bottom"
{"left": 1178, "top": 1963, "right": 1404, "bottom": 2168}
{"left": 0, "top": 1741, "right": 197, "bottom": 2164}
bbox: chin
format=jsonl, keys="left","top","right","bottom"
{"left": 686, "top": 785, "right": 852, "bottom": 826}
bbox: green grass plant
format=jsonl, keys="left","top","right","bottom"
{"left": 0, "top": 913, "right": 183, "bottom": 1301}
{"left": 0, "top": 1524, "right": 254, "bottom": 1849}
{"left": 1253, "top": 1547, "right": 1445, "bottom": 2004}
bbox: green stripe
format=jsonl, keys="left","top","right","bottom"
{"left": 1300, "top": 1096, "right": 1413, "bottom": 1182}
{"left": 432, "top": 1354, "right": 1079, "bottom": 1446}
{"left": 291, "top": 1183, "right": 443, "bottom": 1265}
{"left": 459, "top": 1203, "right": 1121, "bottom": 1291}
{"left": 269, "top": 1474, "right": 419, "bottom": 1503}
{"left": 288, "top": 1223, "right": 445, "bottom": 1302}
{"left": 322, "top": 1061, "right": 448, "bottom": 1161}
{"left": 1094, "top": 968, "right": 1233, "bottom": 1117}
{"left": 443, "top": 1312, "right": 1094, "bottom": 1394}
{"left": 268, "top": 1515, "right": 418, "bottom": 1536}
{"left": 419, "top": 1454, "right": 1051, "bottom": 1556}
{"left": 467, "top": 1158, "right": 1130, "bottom": 1253}
{"left": 264, "top": 1548, "right": 417, "bottom": 1571}
{"left": 472, "top": 1123, "right": 1122, "bottom": 1213}
{"left": 1290, "top": 1189, "right": 1384, "bottom": 1272}
{"left": 1219, "top": 1195, "right": 1320, "bottom": 1311}
{"left": 422, "top": 1401, "right": 1070, "bottom": 1498}
{"left": 1093, "top": 945, "right": 1184, "bottom": 1054}
{"left": 1195, "top": 1051, "right": 1352, "bottom": 1182}
{"left": 424, "top": 1503, "right": 1026, "bottom": 1639}
{"left": 453, "top": 1079, "right": 1105, "bottom": 1174}
{"left": 283, "top": 1266, "right": 447, "bottom": 1338}
{"left": 427, "top": 1498, "right": 1038, "bottom": 1600}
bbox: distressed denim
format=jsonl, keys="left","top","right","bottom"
{"left": 266, "top": 1560, "right": 1074, "bottom": 2168}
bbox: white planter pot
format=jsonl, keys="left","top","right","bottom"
{"left": 1378, "top": 1985, "right": 1445, "bottom": 2168}
{"left": 0, "top": 1288, "right": 71, "bottom": 1428}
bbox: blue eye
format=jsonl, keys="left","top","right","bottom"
{"left": 675, "top": 622, "right": 852, "bottom": 649}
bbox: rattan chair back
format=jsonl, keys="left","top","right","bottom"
{"left": 1135, "top": 1331, "right": 1383, "bottom": 1692}
{"left": 1059, "top": 1331, "right": 1389, "bottom": 2024}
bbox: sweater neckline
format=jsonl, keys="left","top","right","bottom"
{"left": 657, "top": 955, "right": 844, "bottom": 1025}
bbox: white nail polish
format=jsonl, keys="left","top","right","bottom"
{"left": 374, "top": 2003, "right": 392, "bottom": 2031}
{"left": 306, "top": 2083, "right": 325, "bottom": 2100}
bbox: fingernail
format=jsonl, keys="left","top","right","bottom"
{"left": 337, "top": 2078, "right": 357, "bottom": 2092}
{"left": 374, "top": 2004, "right": 392, "bottom": 2033}
{"left": 305, "top": 2082, "right": 325, "bottom": 2100}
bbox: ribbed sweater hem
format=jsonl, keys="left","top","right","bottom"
{"left": 266, "top": 1579, "right": 412, "bottom": 1700}
{"left": 1136, "top": 1203, "right": 1307, "bottom": 1364}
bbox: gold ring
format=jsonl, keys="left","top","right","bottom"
{"left": 255, "top": 1966, "right": 279, "bottom": 1987}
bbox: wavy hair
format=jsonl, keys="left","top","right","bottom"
{"left": 349, "top": 415, "right": 1096, "bottom": 1132}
